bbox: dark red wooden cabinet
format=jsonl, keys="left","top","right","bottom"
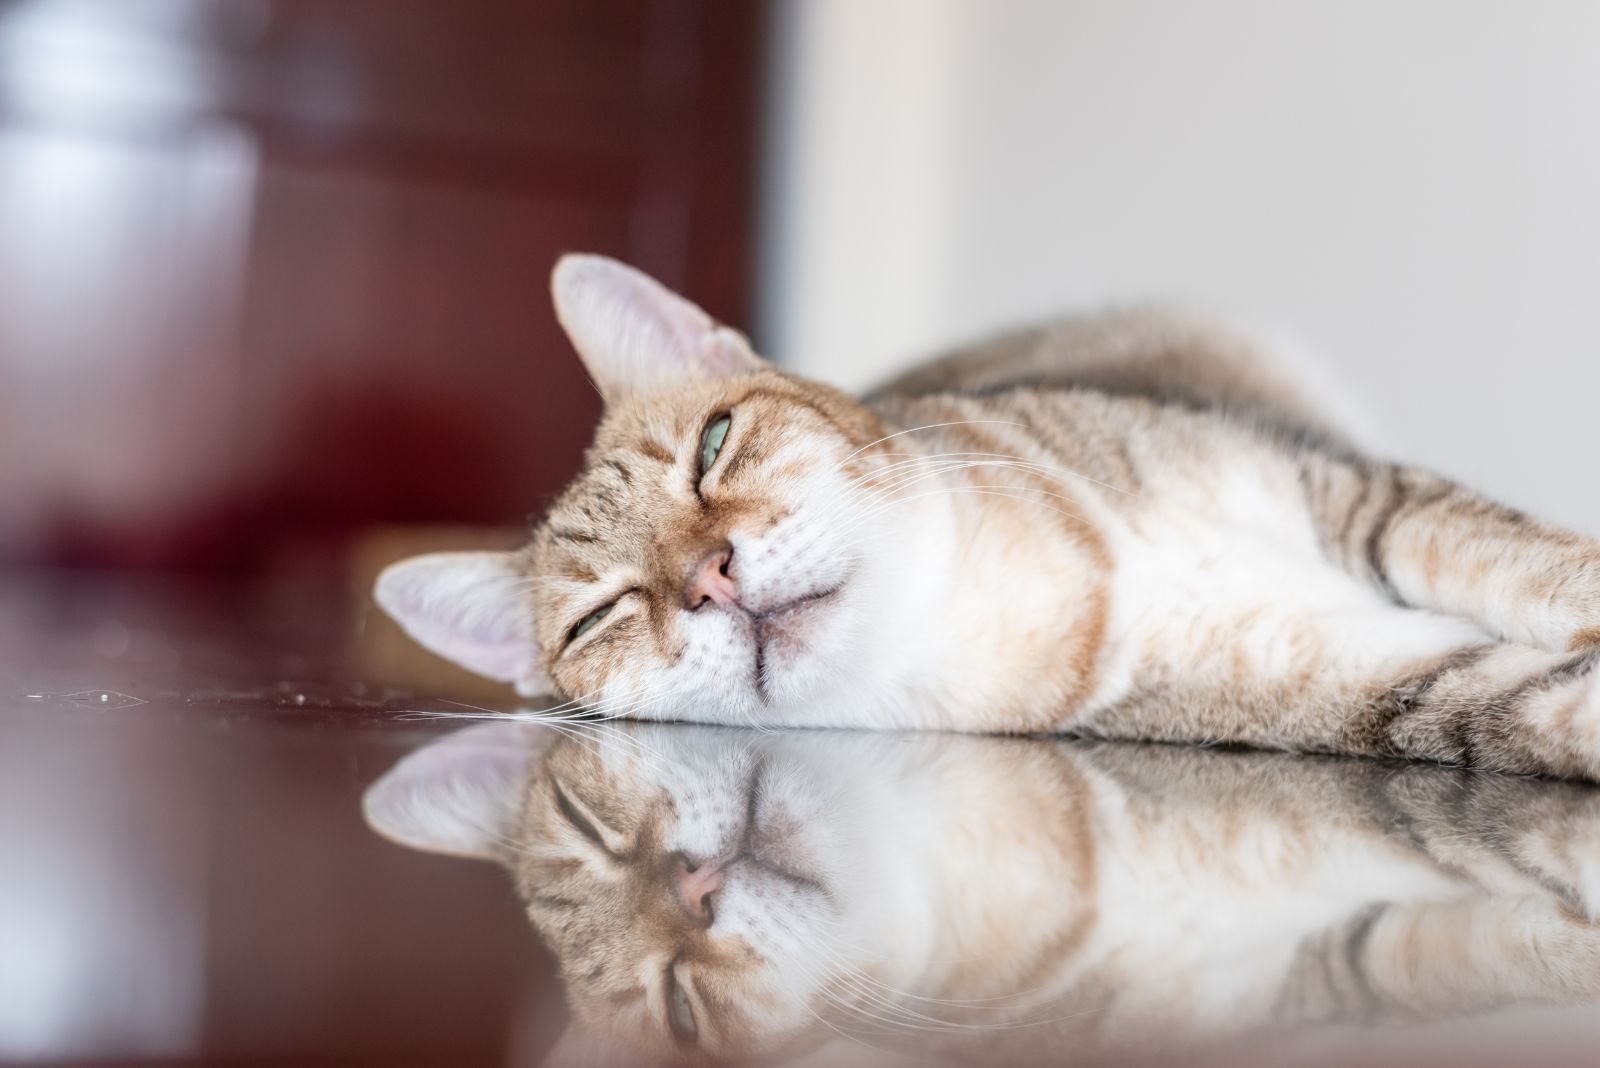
{"left": 0, "top": 0, "right": 765, "bottom": 572}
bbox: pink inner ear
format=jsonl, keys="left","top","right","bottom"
{"left": 701, "top": 325, "right": 764, "bottom": 377}
{"left": 403, "top": 615, "right": 532, "bottom": 683}
{"left": 374, "top": 552, "right": 546, "bottom": 689}
{"left": 551, "top": 254, "right": 764, "bottom": 399}
{"left": 363, "top": 721, "right": 548, "bottom": 860}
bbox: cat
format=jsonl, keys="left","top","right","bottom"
{"left": 375, "top": 254, "right": 1600, "bottom": 780}
{"left": 364, "top": 720, "right": 1600, "bottom": 1065}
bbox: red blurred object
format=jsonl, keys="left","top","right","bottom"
{"left": 0, "top": 0, "right": 764, "bottom": 572}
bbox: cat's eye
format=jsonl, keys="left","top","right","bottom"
{"left": 698, "top": 413, "right": 731, "bottom": 476}
{"left": 667, "top": 973, "right": 698, "bottom": 1042}
{"left": 551, "top": 780, "right": 607, "bottom": 848}
{"left": 567, "top": 603, "right": 613, "bottom": 643}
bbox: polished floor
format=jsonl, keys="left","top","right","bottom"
{"left": 8, "top": 570, "right": 1600, "bottom": 1067}
{"left": 0, "top": 571, "right": 562, "bottom": 1066}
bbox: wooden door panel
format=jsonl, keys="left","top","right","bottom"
{"left": 0, "top": 0, "right": 764, "bottom": 570}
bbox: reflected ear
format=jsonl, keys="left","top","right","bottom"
{"left": 539, "top": 1025, "right": 655, "bottom": 1068}
{"left": 374, "top": 551, "right": 548, "bottom": 696}
{"left": 551, "top": 253, "right": 766, "bottom": 402}
{"left": 363, "top": 721, "right": 551, "bottom": 862}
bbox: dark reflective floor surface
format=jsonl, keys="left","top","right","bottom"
{"left": 8, "top": 572, "right": 1600, "bottom": 1067}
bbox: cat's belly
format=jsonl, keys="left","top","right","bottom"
{"left": 1065, "top": 501, "right": 1491, "bottom": 726}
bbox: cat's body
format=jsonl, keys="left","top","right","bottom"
{"left": 376, "top": 255, "right": 1600, "bottom": 781}
{"left": 864, "top": 312, "right": 1600, "bottom": 778}
{"left": 364, "top": 722, "right": 1600, "bottom": 1065}
{"left": 874, "top": 308, "right": 1352, "bottom": 448}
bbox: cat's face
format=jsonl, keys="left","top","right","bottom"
{"left": 372, "top": 255, "right": 925, "bottom": 725}
{"left": 364, "top": 723, "right": 896, "bottom": 1064}
{"left": 527, "top": 367, "right": 887, "bottom": 721}
{"left": 515, "top": 727, "right": 855, "bottom": 1063}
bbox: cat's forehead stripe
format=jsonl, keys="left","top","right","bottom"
{"left": 634, "top": 438, "right": 674, "bottom": 464}
{"left": 606, "top": 985, "right": 646, "bottom": 1008}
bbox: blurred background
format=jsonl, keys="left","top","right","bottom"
{"left": 0, "top": 0, "right": 758, "bottom": 575}
{"left": 6, "top": 0, "right": 1600, "bottom": 579}
{"left": 5, "top": 3, "right": 1600, "bottom": 1065}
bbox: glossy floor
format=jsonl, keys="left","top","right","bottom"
{"left": 0, "top": 572, "right": 560, "bottom": 1066}
{"left": 7, "top": 571, "right": 1600, "bottom": 1067}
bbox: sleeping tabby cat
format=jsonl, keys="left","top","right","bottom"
{"left": 377, "top": 254, "right": 1600, "bottom": 779}
{"left": 364, "top": 722, "right": 1600, "bottom": 1064}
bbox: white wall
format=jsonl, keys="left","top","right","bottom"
{"left": 760, "top": 0, "right": 1600, "bottom": 533}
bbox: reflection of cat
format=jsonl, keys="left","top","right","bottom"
{"left": 365, "top": 723, "right": 1600, "bottom": 1065}
{"left": 375, "top": 254, "right": 1600, "bottom": 782}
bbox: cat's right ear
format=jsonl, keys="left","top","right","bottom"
{"left": 551, "top": 253, "right": 767, "bottom": 402}
{"left": 373, "top": 551, "right": 549, "bottom": 696}
{"left": 363, "top": 721, "right": 549, "bottom": 862}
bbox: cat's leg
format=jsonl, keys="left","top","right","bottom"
{"left": 1298, "top": 453, "right": 1600, "bottom": 652}
{"left": 1268, "top": 751, "right": 1600, "bottom": 1024}
{"left": 1082, "top": 604, "right": 1600, "bottom": 780}
{"left": 1353, "top": 639, "right": 1600, "bottom": 780}
{"left": 1374, "top": 763, "right": 1600, "bottom": 920}
{"left": 1277, "top": 896, "right": 1600, "bottom": 1026}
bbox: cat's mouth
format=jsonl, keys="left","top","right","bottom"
{"left": 749, "top": 581, "right": 848, "bottom": 702}
{"left": 731, "top": 759, "right": 830, "bottom": 900}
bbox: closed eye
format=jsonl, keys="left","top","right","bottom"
{"left": 565, "top": 601, "right": 614, "bottom": 646}
{"left": 550, "top": 779, "right": 610, "bottom": 851}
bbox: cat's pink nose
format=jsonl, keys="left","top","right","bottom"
{"left": 677, "top": 856, "right": 724, "bottom": 919}
{"left": 684, "top": 546, "right": 739, "bottom": 610}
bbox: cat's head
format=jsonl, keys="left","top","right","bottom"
{"left": 363, "top": 722, "right": 897, "bottom": 1064}
{"left": 373, "top": 255, "right": 917, "bottom": 725}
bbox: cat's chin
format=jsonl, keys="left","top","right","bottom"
{"left": 750, "top": 582, "right": 847, "bottom": 701}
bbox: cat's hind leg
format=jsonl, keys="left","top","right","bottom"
{"left": 1081, "top": 602, "right": 1600, "bottom": 782}
{"left": 1278, "top": 895, "right": 1600, "bottom": 1027}
{"left": 1300, "top": 454, "right": 1600, "bottom": 653}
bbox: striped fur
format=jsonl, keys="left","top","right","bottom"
{"left": 366, "top": 724, "right": 1600, "bottom": 1064}
{"left": 378, "top": 256, "right": 1600, "bottom": 781}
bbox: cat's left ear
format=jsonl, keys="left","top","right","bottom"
{"left": 363, "top": 721, "right": 550, "bottom": 862}
{"left": 551, "top": 253, "right": 767, "bottom": 402}
{"left": 373, "top": 551, "right": 549, "bottom": 696}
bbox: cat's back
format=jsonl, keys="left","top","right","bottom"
{"left": 867, "top": 308, "right": 1354, "bottom": 449}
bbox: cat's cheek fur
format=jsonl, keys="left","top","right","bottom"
{"left": 632, "top": 615, "right": 763, "bottom": 722}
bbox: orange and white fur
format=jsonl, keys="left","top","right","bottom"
{"left": 365, "top": 723, "right": 1600, "bottom": 1065}
{"left": 377, "top": 254, "right": 1600, "bottom": 780}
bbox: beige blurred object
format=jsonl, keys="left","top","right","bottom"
{"left": 348, "top": 525, "right": 530, "bottom": 704}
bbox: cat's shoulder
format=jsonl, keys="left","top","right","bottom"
{"left": 864, "top": 307, "right": 1365, "bottom": 451}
